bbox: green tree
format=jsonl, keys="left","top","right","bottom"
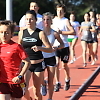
{"left": 0, "top": 0, "right": 100, "bottom": 23}
{"left": 13, "top": 0, "right": 55, "bottom": 24}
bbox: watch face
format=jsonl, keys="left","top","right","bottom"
{"left": 18, "top": 75, "right": 22, "bottom": 79}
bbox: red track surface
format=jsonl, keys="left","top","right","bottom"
{"left": 12, "top": 36, "right": 100, "bottom": 100}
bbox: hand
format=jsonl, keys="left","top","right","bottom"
{"left": 31, "top": 45, "right": 40, "bottom": 52}
{"left": 52, "top": 46, "right": 58, "bottom": 51}
{"left": 56, "top": 28, "right": 62, "bottom": 34}
{"left": 12, "top": 76, "right": 21, "bottom": 83}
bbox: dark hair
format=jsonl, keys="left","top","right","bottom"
{"left": 0, "top": 20, "right": 15, "bottom": 33}
{"left": 85, "top": 12, "right": 90, "bottom": 16}
{"left": 30, "top": 0, "right": 39, "bottom": 7}
{"left": 70, "top": 11, "right": 75, "bottom": 15}
{"left": 56, "top": 4, "right": 66, "bottom": 13}
{"left": 26, "top": 10, "right": 37, "bottom": 20}
{"left": 70, "top": 13, "right": 75, "bottom": 16}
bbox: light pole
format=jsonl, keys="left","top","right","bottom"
{"left": 6, "top": 0, "right": 13, "bottom": 21}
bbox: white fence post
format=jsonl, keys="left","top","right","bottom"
{"left": 6, "top": 0, "right": 13, "bottom": 21}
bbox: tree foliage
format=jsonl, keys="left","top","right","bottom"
{"left": 53, "top": 0, "right": 100, "bottom": 22}
{"left": 0, "top": 0, "right": 100, "bottom": 23}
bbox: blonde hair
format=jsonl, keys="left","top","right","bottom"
{"left": 43, "top": 12, "right": 54, "bottom": 20}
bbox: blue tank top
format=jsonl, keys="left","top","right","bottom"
{"left": 22, "top": 28, "right": 43, "bottom": 60}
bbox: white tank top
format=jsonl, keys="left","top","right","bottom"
{"left": 68, "top": 21, "right": 80, "bottom": 38}
{"left": 52, "top": 17, "right": 69, "bottom": 47}
{"left": 42, "top": 29, "right": 55, "bottom": 58}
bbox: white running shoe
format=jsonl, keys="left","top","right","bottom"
{"left": 69, "top": 60, "right": 74, "bottom": 64}
{"left": 73, "top": 56, "right": 76, "bottom": 61}
{"left": 91, "top": 61, "right": 95, "bottom": 65}
{"left": 83, "top": 63, "right": 87, "bottom": 67}
{"left": 94, "top": 56, "right": 98, "bottom": 61}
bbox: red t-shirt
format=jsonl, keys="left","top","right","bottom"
{"left": 0, "top": 40, "right": 28, "bottom": 84}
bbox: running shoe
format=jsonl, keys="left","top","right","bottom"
{"left": 69, "top": 56, "right": 76, "bottom": 64}
{"left": 69, "top": 60, "right": 74, "bottom": 64}
{"left": 91, "top": 61, "right": 95, "bottom": 65}
{"left": 64, "top": 80, "right": 70, "bottom": 91}
{"left": 94, "top": 55, "right": 98, "bottom": 61}
{"left": 54, "top": 83, "right": 61, "bottom": 92}
{"left": 40, "top": 80, "right": 47, "bottom": 96}
{"left": 83, "top": 63, "right": 87, "bottom": 67}
{"left": 73, "top": 56, "right": 76, "bottom": 61}
{"left": 88, "top": 56, "right": 91, "bottom": 62}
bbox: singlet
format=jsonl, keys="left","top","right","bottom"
{"left": 52, "top": 17, "right": 69, "bottom": 47}
{"left": 0, "top": 40, "right": 28, "bottom": 84}
{"left": 42, "top": 29, "right": 55, "bottom": 58}
{"left": 19, "top": 13, "right": 43, "bottom": 30}
{"left": 91, "top": 24, "right": 98, "bottom": 42}
{"left": 22, "top": 28, "right": 43, "bottom": 60}
{"left": 68, "top": 21, "right": 80, "bottom": 38}
{"left": 81, "top": 21, "right": 94, "bottom": 41}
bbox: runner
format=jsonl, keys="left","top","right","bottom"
{"left": 52, "top": 4, "right": 75, "bottom": 92}
{"left": 68, "top": 13, "right": 80, "bottom": 64}
{"left": 19, "top": 1, "right": 43, "bottom": 30}
{"left": 18, "top": 10, "right": 52, "bottom": 100}
{"left": 88, "top": 17, "right": 99, "bottom": 63}
{"left": 0, "top": 20, "right": 30, "bottom": 100}
{"left": 41, "top": 12, "right": 64, "bottom": 100}
{"left": 79, "top": 12, "right": 95, "bottom": 67}
{"left": 89, "top": 11, "right": 95, "bottom": 20}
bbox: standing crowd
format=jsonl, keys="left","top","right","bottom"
{"left": 0, "top": 1, "right": 100, "bottom": 100}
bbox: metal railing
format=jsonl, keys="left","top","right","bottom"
{"left": 69, "top": 66, "right": 100, "bottom": 100}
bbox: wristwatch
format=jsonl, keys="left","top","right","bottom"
{"left": 18, "top": 75, "right": 23, "bottom": 80}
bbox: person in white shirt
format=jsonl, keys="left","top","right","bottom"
{"left": 19, "top": 1, "right": 43, "bottom": 30}
{"left": 52, "top": 4, "right": 75, "bottom": 92}
{"left": 68, "top": 13, "right": 80, "bottom": 64}
{"left": 41, "top": 12, "right": 64, "bottom": 100}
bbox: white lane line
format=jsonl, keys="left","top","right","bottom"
{"left": 28, "top": 86, "right": 33, "bottom": 90}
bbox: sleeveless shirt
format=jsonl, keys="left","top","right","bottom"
{"left": 22, "top": 28, "right": 43, "bottom": 60}
{"left": 52, "top": 17, "right": 69, "bottom": 47}
{"left": 81, "top": 22, "right": 94, "bottom": 41}
{"left": 68, "top": 21, "right": 80, "bottom": 38}
{"left": 42, "top": 29, "right": 55, "bottom": 58}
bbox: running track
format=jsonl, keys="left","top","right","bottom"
{"left": 12, "top": 36, "right": 100, "bottom": 100}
